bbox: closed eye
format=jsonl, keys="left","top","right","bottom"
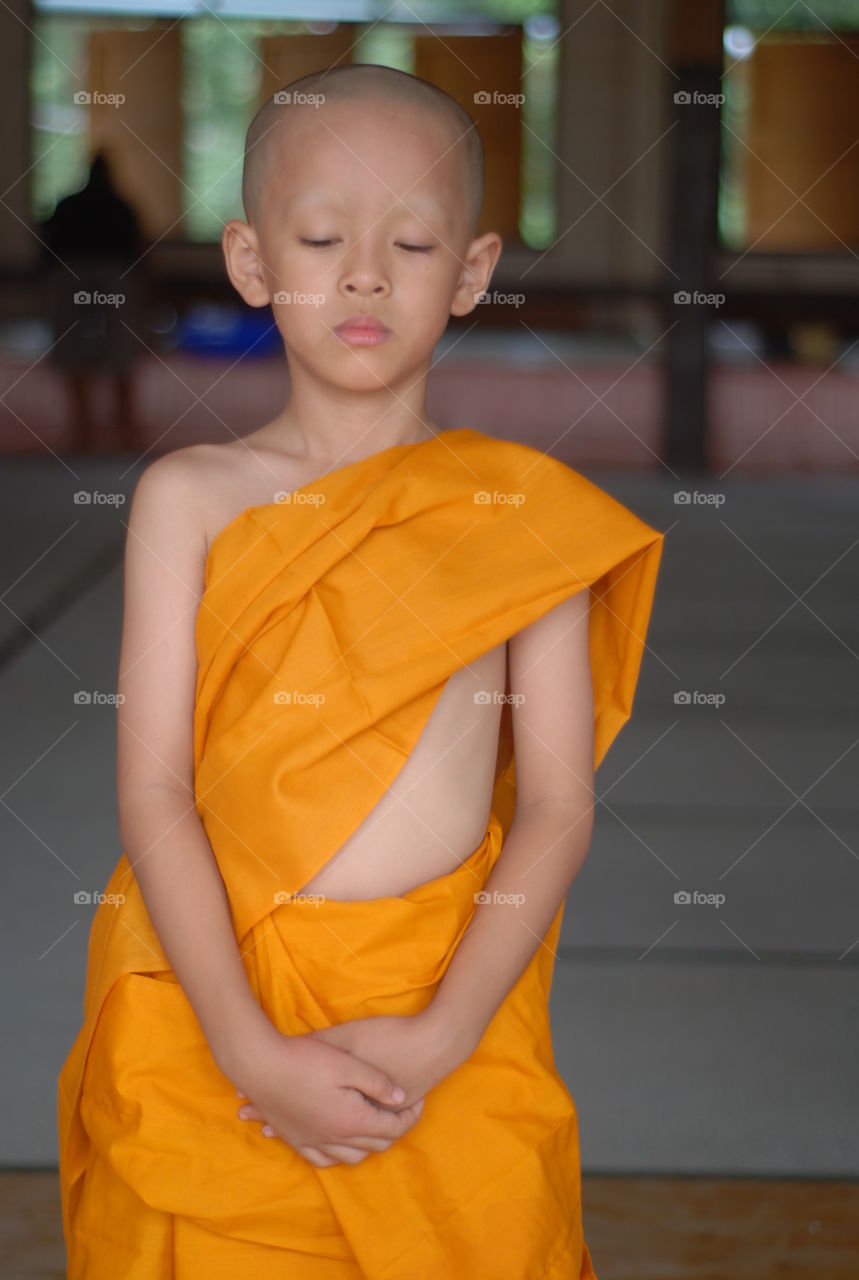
{"left": 298, "top": 238, "right": 434, "bottom": 253}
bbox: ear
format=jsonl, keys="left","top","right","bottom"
{"left": 450, "top": 231, "right": 503, "bottom": 318}
{"left": 222, "top": 219, "right": 272, "bottom": 308}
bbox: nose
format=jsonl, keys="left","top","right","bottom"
{"left": 337, "top": 241, "right": 391, "bottom": 301}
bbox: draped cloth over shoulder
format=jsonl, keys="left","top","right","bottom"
{"left": 58, "top": 427, "right": 664, "bottom": 1278}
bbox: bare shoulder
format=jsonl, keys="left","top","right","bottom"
{"left": 135, "top": 433, "right": 310, "bottom": 560}
{"left": 128, "top": 440, "right": 249, "bottom": 565}
{"left": 130, "top": 441, "right": 222, "bottom": 520}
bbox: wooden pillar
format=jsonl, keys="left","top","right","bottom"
{"left": 663, "top": 0, "right": 724, "bottom": 471}
{"left": 556, "top": 0, "right": 669, "bottom": 288}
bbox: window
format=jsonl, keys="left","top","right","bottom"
{"left": 31, "top": 2, "right": 560, "bottom": 248}
{"left": 720, "top": 0, "right": 859, "bottom": 253}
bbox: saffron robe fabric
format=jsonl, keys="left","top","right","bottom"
{"left": 57, "top": 426, "right": 664, "bottom": 1278}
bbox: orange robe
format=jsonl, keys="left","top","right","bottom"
{"left": 58, "top": 427, "right": 664, "bottom": 1278}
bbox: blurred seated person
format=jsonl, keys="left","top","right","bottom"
{"left": 40, "top": 149, "right": 150, "bottom": 454}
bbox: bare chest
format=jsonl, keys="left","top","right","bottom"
{"left": 297, "top": 640, "right": 509, "bottom": 901}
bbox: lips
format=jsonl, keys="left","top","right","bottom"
{"left": 335, "top": 314, "right": 389, "bottom": 333}
{"left": 333, "top": 314, "right": 392, "bottom": 347}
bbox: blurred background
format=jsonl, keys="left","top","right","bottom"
{"left": 1, "top": 1, "right": 857, "bottom": 1277}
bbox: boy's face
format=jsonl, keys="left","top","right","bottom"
{"left": 224, "top": 95, "right": 501, "bottom": 393}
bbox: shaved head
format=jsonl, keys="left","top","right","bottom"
{"left": 241, "top": 63, "right": 485, "bottom": 240}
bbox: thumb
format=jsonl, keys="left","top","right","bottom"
{"left": 351, "top": 1060, "right": 406, "bottom": 1105}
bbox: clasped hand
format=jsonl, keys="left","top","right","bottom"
{"left": 233, "top": 1010, "right": 460, "bottom": 1168}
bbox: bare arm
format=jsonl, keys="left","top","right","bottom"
{"left": 422, "top": 588, "right": 596, "bottom": 1058}
{"left": 116, "top": 453, "right": 276, "bottom": 1083}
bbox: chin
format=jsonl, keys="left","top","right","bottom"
{"left": 331, "top": 367, "right": 403, "bottom": 392}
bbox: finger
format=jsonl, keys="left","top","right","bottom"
{"left": 352, "top": 1093, "right": 425, "bottom": 1138}
{"left": 348, "top": 1062, "right": 406, "bottom": 1107}
{"left": 330, "top": 1133, "right": 393, "bottom": 1153}
{"left": 237, "top": 1105, "right": 264, "bottom": 1121}
{"left": 301, "top": 1146, "right": 339, "bottom": 1168}
{"left": 316, "top": 1143, "right": 369, "bottom": 1165}
{"left": 390, "top": 1098, "right": 425, "bottom": 1133}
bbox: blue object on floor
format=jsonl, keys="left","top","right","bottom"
{"left": 174, "top": 305, "right": 282, "bottom": 358}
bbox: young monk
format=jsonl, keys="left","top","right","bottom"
{"left": 58, "top": 63, "right": 664, "bottom": 1277}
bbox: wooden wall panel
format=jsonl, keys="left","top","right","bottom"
{"left": 415, "top": 32, "right": 522, "bottom": 241}
{"left": 259, "top": 32, "right": 358, "bottom": 105}
{"left": 745, "top": 38, "right": 859, "bottom": 251}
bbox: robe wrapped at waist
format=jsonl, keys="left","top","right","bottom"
{"left": 58, "top": 427, "right": 664, "bottom": 1278}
